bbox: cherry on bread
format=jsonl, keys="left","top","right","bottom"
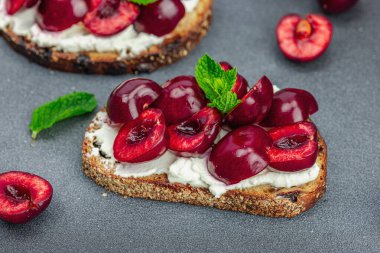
{"left": 261, "top": 88, "right": 318, "bottom": 127}
{"left": 268, "top": 122, "right": 318, "bottom": 172}
{"left": 152, "top": 76, "right": 207, "bottom": 125}
{"left": 168, "top": 107, "right": 221, "bottom": 157}
{"left": 225, "top": 76, "right": 274, "bottom": 128}
{"left": 276, "top": 14, "right": 333, "bottom": 62}
{"left": 113, "top": 108, "right": 168, "bottom": 163}
{"left": 0, "top": 171, "right": 53, "bottom": 224}
{"left": 208, "top": 126, "right": 272, "bottom": 185}
{"left": 107, "top": 78, "right": 162, "bottom": 124}
{"left": 83, "top": 0, "right": 140, "bottom": 36}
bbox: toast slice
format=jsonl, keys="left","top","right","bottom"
{"left": 81, "top": 109, "right": 327, "bottom": 218}
{"left": 0, "top": 0, "right": 213, "bottom": 75}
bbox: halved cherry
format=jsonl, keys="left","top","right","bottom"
{"left": 168, "top": 107, "right": 221, "bottom": 157}
{"left": 219, "top": 61, "right": 248, "bottom": 99}
{"left": 0, "top": 171, "right": 53, "bottom": 224}
{"left": 113, "top": 109, "right": 167, "bottom": 163}
{"left": 268, "top": 122, "right": 318, "bottom": 172}
{"left": 83, "top": 0, "right": 140, "bottom": 36}
{"left": 225, "top": 76, "right": 274, "bottom": 128}
{"left": 261, "top": 88, "right": 318, "bottom": 127}
{"left": 208, "top": 126, "right": 272, "bottom": 185}
{"left": 276, "top": 14, "right": 333, "bottom": 62}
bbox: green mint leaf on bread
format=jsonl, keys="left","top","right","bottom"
{"left": 29, "top": 92, "right": 97, "bottom": 139}
{"left": 129, "top": 0, "right": 157, "bottom": 5}
{"left": 195, "top": 54, "right": 241, "bottom": 113}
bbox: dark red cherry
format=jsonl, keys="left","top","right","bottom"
{"left": 225, "top": 76, "right": 274, "bottom": 128}
{"left": 37, "top": 0, "right": 88, "bottom": 32}
{"left": 113, "top": 109, "right": 167, "bottom": 163}
{"left": 84, "top": 0, "right": 140, "bottom": 36}
{"left": 276, "top": 14, "right": 333, "bottom": 62}
{"left": 0, "top": 171, "right": 53, "bottom": 224}
{"left": 261, "top": 88, "right": 318, "bottom": 127}
{"left": 268, "top": 122, "right": 318, "bottom": 172}
{"left": 134, "top": 0, "right": 185, "bottom": 36}
{"left": 151, "top": 75, "right": 207, "bottom": 125}
{"left": 86, "top": 0, "right": 102, "bottom": 10}
{"left": 318, "top": 0, "right": 359, "bottom": 14}
{"left": 107, "top": 78, "right": 162, "bottom": 124}
{"left": 6, "top": 0, "right": 25, "bottom": 14}
{"left": 208, "top": 126, "right": 272, "bottom": 185}
{"left": 219, "top": 61, "right": 248, "bottom": 99}
{"left": 168, "top": 107, "right": 221, "bottom": 157}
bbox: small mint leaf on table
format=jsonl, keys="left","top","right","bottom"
{"left": 195, "top": 54, "right": 240, "bottom": 114}
{"left": 29, "top": 92, "right": 97, "bottom": 139}
{"left": 128, "top": 0, "right": 157, "bottom": 5}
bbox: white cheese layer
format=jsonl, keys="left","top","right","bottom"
{"left": 0, "top": 0, "right": 198, "bottom": 59}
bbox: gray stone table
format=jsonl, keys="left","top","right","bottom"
{"left": 0, "top": 0, "right": 379, "bottom": 252}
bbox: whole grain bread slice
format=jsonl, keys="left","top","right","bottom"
{"left": 0, "top": 0, "right": 213, "bottom": 75}
{"left": 81, "top": 110, "right": 327, "bottom": 218}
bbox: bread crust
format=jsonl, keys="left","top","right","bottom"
{"left": 0, "top": 0, "right": 213, "bottom": 75}
{"left": 81, "top": 110, "right": 327, "bottom": 218}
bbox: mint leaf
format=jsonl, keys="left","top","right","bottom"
{"left": 195, "top": 54, "right": 240, "bottom": 113}
{"left": 29, "top": 92, "right": 97, "bottom": 139}
{"left": 128, "top": 0, "right": 157, "bottom": 5}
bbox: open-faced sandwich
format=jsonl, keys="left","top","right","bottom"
{"left": 82, "top": 54, "right": 327, "bottom": 217}
{"left": 0, "top": 0, "right": 213, "bottom": 74}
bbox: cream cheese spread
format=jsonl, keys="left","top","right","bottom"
{"left": 0, "top": 0, "right": 199, "bottom": 59}
{"left": 85, "top": 105, "right": 320, "bottom": 198}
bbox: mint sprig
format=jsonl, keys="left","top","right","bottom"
{"left": 29, "top": 92, "right": 97, "bottom": 139}
{"left": 128, "top": 0, "right": 157, "bottom": 5}
{"left": 195, "top": 54, "right": 241, "bottom": 113}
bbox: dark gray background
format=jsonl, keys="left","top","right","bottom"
{"left": 0, "top": 0, "right": 379, "bottom": 252}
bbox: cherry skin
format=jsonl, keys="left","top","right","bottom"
{"left": 268, "top": 122, "right": 318, "bottom": 172}
{"left": 37, "top": 0, "right": 88, "bottom": 32}
{"left": 276, "top": 14, "right": 333, "bottom": 62}
{"left": 219, "top": 61, "right": 248, "bottom": 99}
{"left": 261, "top": 88, "right": 318, "bottom": 127}
{"left": 84, "top": 0, "right": 140, "bottom": 36}
{"left": 25, "top": 0, "right": 38, "bottom": 8}
{"left": 113, "top": 109, "right": 167, "bottom": 163}
{"left": 134, "top": 0, "right": 185, "bottom": 36}
{"left": 107, "top": 78, "right": 162, "bottom": 124}
{"left": 167, "top": 107, "right": 221, "bottom": 157}
{"left": 318, "top": 0, "right": 359, "bottom": 14}
{"left": 208, "top": 126, "right": 272, "bottom": 185}
{"left": 6, "top": 0, "right": 25, "bottom": 15}
{"left": 151, "top": 75, "right": 207, "bottom": 125}
{"left": 225, "top": 76, "right": 273, "bottom": 128}
{"left": 0, "top": 171, "right": 53, "bottom": 224}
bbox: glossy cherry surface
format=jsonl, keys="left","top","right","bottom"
{"left": 25, "top": 0, "right": 38, "bottom": 7}
{"left": 261, "top": 88, "right": 318, "bottom": 127}
{"left": 168, "top": 107, "right": 221, "bottom": 157}
{"left": 208, "top": 126, "right": 272, "bottom": 185}
{"left": 268, "top": 122, "right": 318, "bottom": 172}
{"left": 113, "top": 109, "right": 167, "bottom": 163}
{"left": 107, "top": 78, "right": 162, "bottom": 124}
{"left": 37, "top": 0, "right": 88, "bottom": 32}
{"left": 0, "top": 171, "right": 53, "bottom": 224}
{"left": 276, "top": 14, "right": 333, "bottom": 62}
{"left": 6, "top": 0, "right": 25, "bottom": 15}
{"left": 318, "top": 0, "right": 358, "bottom": 13}
{"left": 219, "top": 61, "right": 248, "bottom": 99}
{"left": 84, "top": 0, "right": 140, "bottom": 36}
{"left": 225, "top": 76, "right": 273, "bottom": 128}
{"left": 152, "top": 75, "right": 207, "bottom": 125}
{"left": 134, "top": 0, "right": 185, "bottom": 36}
